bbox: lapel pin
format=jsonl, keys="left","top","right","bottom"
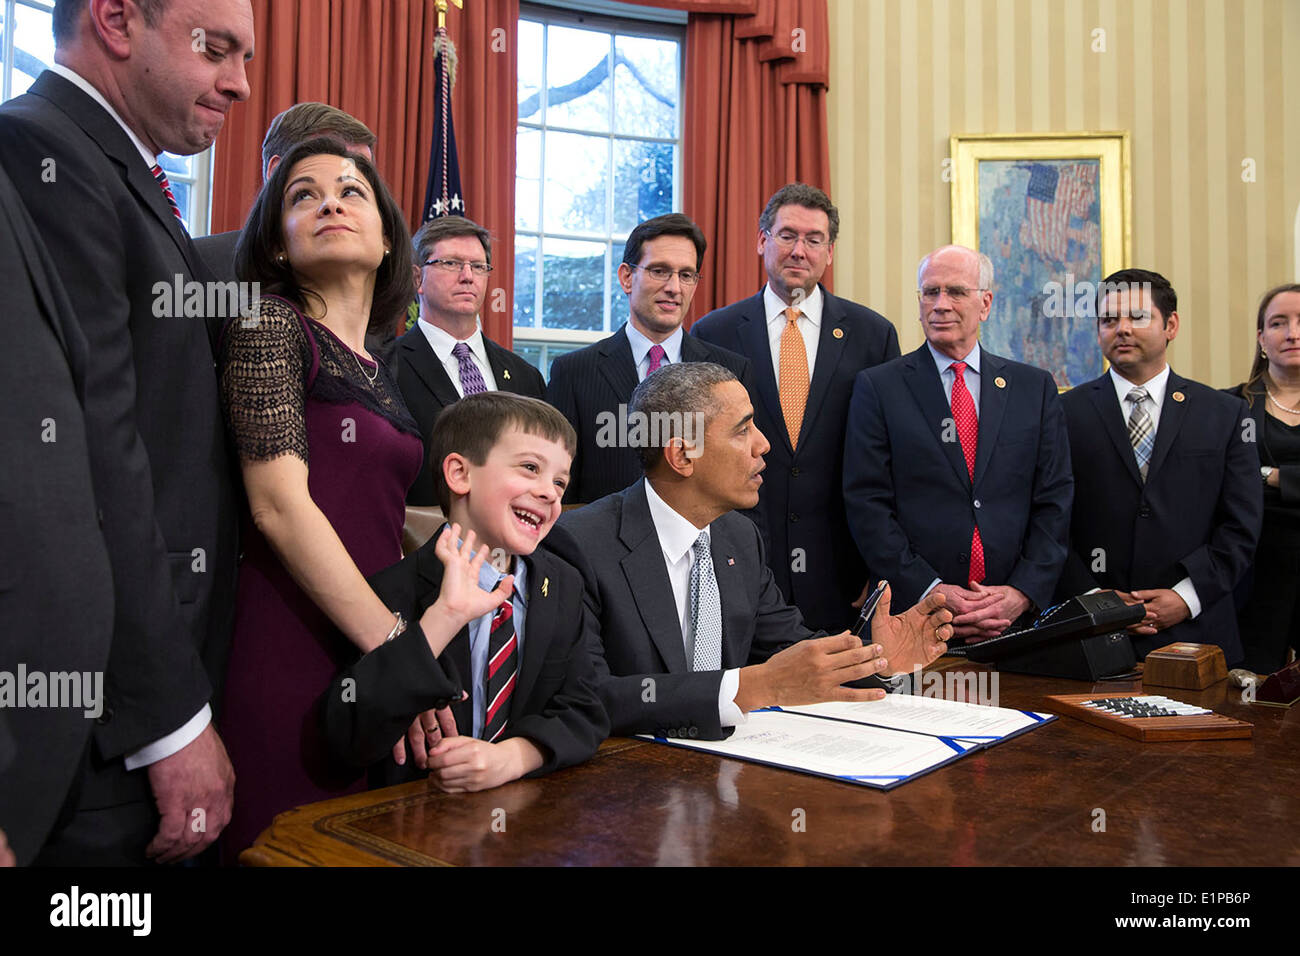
{"left": 1172, "top": 391, "right": 1185, "bottom": 402}
{"left": 727, "top": 557, "right": 735, "bottom": 566}
{"left": 542, "top": 576, "right": 549, "bottom": 596}
{"left": 995, "top": 376, "right": 1007, "bottom": 389}
{"left": 832, "top": 328, "right": 844, "bottom": 339}
{"left": 503, "top": 369, "right": 511, "bottom": 380}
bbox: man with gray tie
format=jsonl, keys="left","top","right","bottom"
{"left": 543, "top": 362, "right": 952, "bottom": 739}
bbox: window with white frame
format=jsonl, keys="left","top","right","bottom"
{"left": 514, "top": 1, "right": 685, "bottom": 378}
{"left": 0, "top": 0, "right": 214, "bottom": 234}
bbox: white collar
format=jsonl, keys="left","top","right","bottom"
{"left": 418, "top": 316, "right": 487, "bottom": 364}
{"left": 625, "top": 322, "right": 683, "bottom": 367}
{"left": 763, "top": 283, "right": 824, "bottom": 327}
{"left": 927, "top": 340, "right": 981, "bottom": 375}
{"left": 643, "top": 478, "right": 709, "bottom": 566}
{"left": 47, "top": 63, "right": 157, "bottom": 170}
{"left": 1110, "top": 363, "right": 1171, "bottom": 408}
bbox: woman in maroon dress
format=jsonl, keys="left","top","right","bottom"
{"left": 217, "top": 140, "right": 425, "bottom": 859}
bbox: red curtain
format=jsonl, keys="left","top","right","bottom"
{"left": 211, "top": 0, "right": 519, "bottom": 345}
{"left": 625, "top": 0, "right": 832, "bottom": 317}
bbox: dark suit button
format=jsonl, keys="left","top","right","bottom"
{"left": 1139, "top": 505, "right": 1152, "bottom": 518}
{"left": 96, "top": 509, "right": 104, "bottom": 527}
{"left": 789, "top": 513, "right": 799, "bottom": 523}
{"left": 790, "top": 467, "right": 800, "bottom": 477}
{"left": 688, "top": 727, "right": 699, "bottom": 738}
{"left": 667, "top": 728, "right": 678, "bottom": 737}
{"left": 973, "top": 499, "right": 982, "bottom": 509}
{"left": 96, "top": 707, "right": 114, "bottom": 725}
{"left": 679, "top": 726, "right": 689, "bottom": 736}
{"left": 959, "top": 552, "right": 968, "bottom": 562}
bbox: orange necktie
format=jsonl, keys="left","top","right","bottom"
{"left": 778, "top": 307, "right": 810, "bottom": 448}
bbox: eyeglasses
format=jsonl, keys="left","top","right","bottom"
{"left": 918, "top": 285, "right": 987, "bottom": 302}
{"left": 1099, "top": 313, "right": 1155, "bottom": 329}
{"left": 424, "top": 258, "right": 492, "bottom": 275}
{"left": 632, "top": 264, "right": 701, "bottom": 286}
{"left": 764, "top": 229, "right": 829, "bottom": 251}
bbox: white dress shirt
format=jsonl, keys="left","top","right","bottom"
{"left": 417, "top": 318, "right": 499, "bottom": 395}
{"left": 625, "top": 322, "right": 683, "bottom": 382}
{"left": 46, "top": 65, "right": 211, "bottom": 769}
{"left": 1107, "top": 364, "right": 1201, "bottom": 619}
{"left": 643, "top": 480, "right": 745, "bottom": 727}
{"left": 764, "top": 283, "right": 822, "bottom": 385}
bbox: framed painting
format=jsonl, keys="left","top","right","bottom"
{"left": 950, "top": 131, "right": 1131, "bottom": 388}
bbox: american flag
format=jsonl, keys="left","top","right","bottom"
{"left": 422, "top": 27, "right": 464, "bottom": 221}
{"left": 1024, "top": 162, "right": 1096, "bottom": 262}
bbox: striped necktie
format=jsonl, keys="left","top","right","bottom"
{"left": 1126, "top": 386, "right": 1154, "bottom": 481}
{"left": 483, "top": 589, "right": 518, "bottom": 742}
{"left": 150, "top": 164, "right": 184, "bottom": 223}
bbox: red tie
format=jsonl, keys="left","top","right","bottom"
{"left": 150, "top": 164, "right": 184, "bottom": 223}
{"left": 483, "top": 594, "right": 517, "bottom": 742}
{"left": 950, "top": 361, "right": 984, "bottom": 583}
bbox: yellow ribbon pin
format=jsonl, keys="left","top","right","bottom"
{"left": 542, "top": 577, "right": 549, "bottom": 597}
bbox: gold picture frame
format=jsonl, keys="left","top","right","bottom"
{"left": 949, "top": 131, "right": 1132, "bottom": 387}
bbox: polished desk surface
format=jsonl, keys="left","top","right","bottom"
{"left": 242, "top": 663, "right": 1300, "bottom": 866}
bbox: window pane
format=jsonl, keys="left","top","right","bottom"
{"left": 542, "top": 237, "right": 605, "bottom": 331}
{"left": 168, "top": 179, "right": 193, "bottom": 230}
{"left": 159, "top": 152, "right": 193, "bottom": 178}
{"left": 514, "top": 234, "right": 537, "bottom": 328}
{"left": 544, "top": 24, "right": 610, "bottom": 133}
{"left": 612, "top": 140, "right": 674, "bottom": 234}
{"left": 543, "top": 130, "right": 609, "bottom": 235}
{"left": 515, "top": 127, "right": 540, "bottom": 232}
{"left": 11, "top": 3, "right": 55, "bottom": 98}
{"left": 614, "top": 35, "right": 678, "bottom": 139}
{"left": 518, "top": 19, "right": 543, "bottom": 122}
{"left": 608, "top": 240, "right": 626, "bottom": 331}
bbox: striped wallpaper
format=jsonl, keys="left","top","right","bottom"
{"left": 826, "top": 0, "right": 1299, "bottom": 388}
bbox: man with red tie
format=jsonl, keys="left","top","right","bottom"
{"left": 843, "top": 245, "right": 1074, "bottom": 641}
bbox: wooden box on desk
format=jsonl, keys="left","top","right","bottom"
{"left": 1143, "top": 642, "right": 1227, "bottom": 690}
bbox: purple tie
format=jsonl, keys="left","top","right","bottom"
{"left": 452, "top": 342, "right": 488, "bottom": 396}
{"left": 646, "top": 344, "right": 666, "bottom": 376}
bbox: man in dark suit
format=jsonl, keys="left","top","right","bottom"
{"left": 1057, "top": 269, "right": 1261, "bottom": 662}
{"left": 544, "top": 362, "right": 952, "bottom": 739}
{"left": 0, "top": 0, "right": 253, "bottom": 863}
{"left": 692, "top": 183, "right": 900, "bottom": 631}
{"left": 844, "top": 245, "right": 1073, "bottom": 641}
{"left": 546, "top": 213, "right": 754, "bottom": 504}
{"left": 0, "top": 163, "right": 114, "bottom": 866}
{"left": 398, "top": 216, "right": 546, "bottom": 506}
{"left": 194, "top": 101, "right": 377, "bottom": 282}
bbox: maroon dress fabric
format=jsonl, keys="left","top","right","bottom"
{"left": 217, "top": 295, "right": 422, "bottom": 860}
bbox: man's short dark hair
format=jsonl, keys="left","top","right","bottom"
{"left": 54, "top": 0, "right": 165, "bottom": 42}
{"left": 1095, "top": 268, "right": 1177, "bottom": 324}
{"left": 628, "top": 362, "right": 737, "bottom": 472}
{"left": 758, "top": 182, "right": 840, "bottom": 243}
{"left": 412, "top": 216, "right": 493, "bottom": 266}
{"left": 234, "top": 138, "right": 414, "bottom": 335}
{"left": 429, "top": 393, "right": 577, "bottom": 513}
{"left": 261, "top": 103, "right": 377, "bottom": 180}
{"left": 622, "top": 213, "right": 707, "bottom": 272}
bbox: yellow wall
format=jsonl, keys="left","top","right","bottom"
{"left": 827, "top": 0, "right": 1300, "bottom": 388}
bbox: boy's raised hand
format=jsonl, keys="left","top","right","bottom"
{"left": 428, "top": 524, "right": 514, "bottom": 629}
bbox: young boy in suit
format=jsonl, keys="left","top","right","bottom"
{"left": 321, "top": 393, "right": 608, "bottom": 791}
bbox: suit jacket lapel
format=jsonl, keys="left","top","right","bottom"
{"left": 972, "top": 350, "right": 1009, "bottom": 489}
{"left": 619, "top": 481, "right": 689, "bottom": 672}
{"left": 510, "top": 551, "right": 552, "bottom": 721}
{"left": 599, "top": 326, "right": 640, "bottom": 403}
{"left": 708, "top": 520, "right": 747, "bottom": 669}
{"left": 902, "top": 345, "right": 970, "bottom": 488}
{"left": 801, "top": 288, "right": 848, "bottom": 447}
{"left": 32, "top": 73, "right": 202, "bottom": 277}
{"left": 401, "top": 330, "right": 461, "bottom": 409}
{"left": 1146, "top": 370, "right": 1188, "bottom": 481}
{"left": 485, "top": 339, "right": 522, "bottom": 395}
{"left": 734, "top": 293, "right": 789, "bottom": 453}
{"left": 415, "top": 526, "right": 474, "bottom": 733}
{"left": 1086, "top": 375, "right": 1144, "bottom": 487}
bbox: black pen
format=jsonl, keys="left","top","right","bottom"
{"left": 850, "top": 580, "right": 888, "bottom": 642}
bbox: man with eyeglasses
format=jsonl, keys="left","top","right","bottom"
{"left": 546, "top": 213, "right": 753, "bottom": 504}
{"left": 397, "top": 215, "right": 546, "bottom": 506}
{"left": 845, "top": 244, "right": 1074, "bottom": 642}
{"left": 692, "top": 183, "right": 900, "bottom": 632}
{"left": 1055, "top": 269, "right": 1260, "bottom": 662}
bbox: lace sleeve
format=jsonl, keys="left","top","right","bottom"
{"left": 219, "top": 297, "right": 311, "bottom": 464}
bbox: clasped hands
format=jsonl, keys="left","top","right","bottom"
{"left": 1114, "top": 588, "right": 1190, "bottom": 635}
{"left": 933, "top": 581, "right": 1030, "bottom": 642}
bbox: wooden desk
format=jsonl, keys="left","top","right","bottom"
{"left": 242, "top": 664, "right": 1300, "bottom": 866}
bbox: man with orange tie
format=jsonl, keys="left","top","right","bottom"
{"left": 692, "top": 184, "right": 899, "bottom": 632}
{"left": 843, "top": 245, "right": 1073, "bottom": 641}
